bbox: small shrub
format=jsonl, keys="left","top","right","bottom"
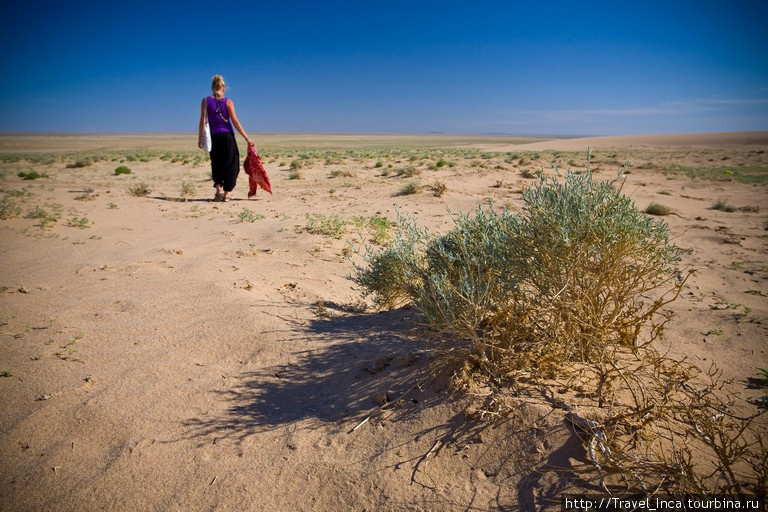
{"left": 329, "top": 169, "right": 356, "bottom": 178}
{"left": 114, "top": 166, "right": 132, "bottom": 175}
{"left": 712, "top": 200, "right": 737, "bottom": 212}
{"left": 128, "top": 182, "right": 152, "bottom": 197}
{"left": 289, "top": 159, "right": 303, "bottom": 171}
{"left": 645, "top": 202, "right": 672, "bottom": 216}
{"left": 395, "top": 166, "right": 420, "bottom": 178}
{"left": 429, "top": 181, "right": 447, "bottom": 197}
{"left": 66, "top": 158, "right": 93, "bottom": 169}
{"left": 17, "top": 171, "right": 47, "bottom": 180}
{"left": 288, "top": 169, "right": 304, "bottom": 180}
{"left": 75, "top": 189, "right": 96, "bottom": 201}
{"left": 180, "top": 181, "right": 196, "bottom": 200}
{"left": 398, "top": 182, "right": 421, "bottom": 196}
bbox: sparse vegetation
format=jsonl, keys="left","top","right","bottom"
{"left": 645, "top": 202, "right": 673, "bottom": 216}
{"left": 0, "top": 197, "right": 21, "bottom": 219}
{"left": 66, "top": 216, "right": 91, "bottom": 228}
{"left": 66, "top": 158, "right": 93, "bottom": 169}
{"left": 180, "top": 181, "right": 196, "bottom": 200}
{"left": 712, "top": 200, "right": 737, "bottom": 212}
{"left": 397, "top": 182, "right": 421, "bottom": 196}
{"left": 114, "top": 166, "right": 132, "bottom": 175}
{"left": 353, "top": 215, "right": 392, "bottom": 245}
{"left": 17, "top": 170, "right": 48, "bottom": 180}
{"left": 26, "top": 206, "right": 60, "bottom": 228}
{"left": 238, "top": 208, "right": 265, "bottom": 223}
{"left": 128, "top": 182, "right": 152, "bottom": 197}
{"left": 429, "top": 181, "right": 447, "bottom": 197}
{"left": 306, "top": 213, "right": 347, "bottom": 239}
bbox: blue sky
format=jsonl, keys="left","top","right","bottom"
{"left": 2, "top": 0, "right": 767, "bottom": 135}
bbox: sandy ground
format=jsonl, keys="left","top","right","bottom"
{"left": 0, "top": 132, "right": 766, "bottom": 511}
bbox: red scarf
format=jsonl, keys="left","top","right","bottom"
{"left": 243, "top": 144, "right": 272, "bottom": 197}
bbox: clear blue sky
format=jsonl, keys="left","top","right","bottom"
{"left": 3, "top": 0, "right": 767, "bottom": 135}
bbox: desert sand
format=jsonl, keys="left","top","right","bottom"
{"left": 0, "top": 132, "right": 766, "bottom": 511}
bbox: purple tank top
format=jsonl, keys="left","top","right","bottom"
{"left": 206, "top": 96, "right": 234, "bottom": 134}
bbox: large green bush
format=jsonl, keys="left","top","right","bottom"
{"left": 353, "top": 170, "right": 685, "bottom": 379}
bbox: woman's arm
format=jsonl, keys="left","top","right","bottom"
{"left": 226, "top": 99, "right": 252, "bottom": 146}
{"left": 198, "top": 98, "right": 207, "bottom": 148}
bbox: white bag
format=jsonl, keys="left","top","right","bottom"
{"left": 200, "top": 121, "right": 212, "bottom": 152}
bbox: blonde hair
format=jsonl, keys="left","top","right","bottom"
{"left": 211, "top": 75, "right": 226, "bottom": 97}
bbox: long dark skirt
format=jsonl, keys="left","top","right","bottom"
{"left": 210, "top": 131, "right": 240, "bottom": 192}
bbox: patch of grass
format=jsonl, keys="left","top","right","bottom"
{"left": 0, "top": 369, "right": 12, "bottom": 378}
{"left": 26, "top": 206, "right": 60, "bottom": 228}
{"left": 74, "top": 189, "right": 96, "bottom": 201}
{"left": 114, "top": 166, "right": 132, "bottom": 175}
{"left": 645, "top": 202, "right": 673, "bottom": 216}
{"left": 127, "top": 182, "right": 152, "bottom": 197}
{"left": 353, "top": 215, "right": 393, "bottom": 245}
{"left": 66, "top": 216, "right": 91, "bottom": 229}
{"left": 0, "top": 197, "right": 21, "bottom": 219}
{"left": 663, "top": 164, "right": 768, "bottom": 184}
{"left": 287, "top": 169, "right": 304, "bottom": 180}
{"left": 238, "top": 208, "right": 265, "bottom": 223}
{"left": 305, "top": 213, "right": 347, "bottom": 239}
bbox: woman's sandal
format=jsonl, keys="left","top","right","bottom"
{"left": 213, "top": 192, "right": 223, "bottom": 202}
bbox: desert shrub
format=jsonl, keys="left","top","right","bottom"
{"left": 17, "top": 170, "right": 47, "bottom": 180}
{"left": 429, "top": 181, "right": 447, "bottom": 197}
{"left": 353, "top": 170, "right": 768, "bottom": 495}
{"left": 288, "top": 169, "right": 304, "bottom": 180}
{"left": 66, "top": 158, "right": 92, "bottom": 168}
{"left": 127, "top": 182, "right": 152, "bottom": 197}
{"left": 354, "top": 170, "right": 685, "bottom": 378}
{"left": 712, "top": 200, "right": 737, "bottom": 212}
{"left": 398, "top": 182, "right": 421, "bottom": 196}
{"left": 645, "top": 202, "right": 672, "bottom": 216}
{"left": 180, "top": 181, "right": 196, "bottom": 200}
{"left": 395, "top": 166, "right": 420, "bottom": 178}
{"left": 114, "top": 166, "right": 132, "bottom": 175}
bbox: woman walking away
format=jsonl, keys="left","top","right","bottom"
{"left": 198, "top": 75, "right": 253, "bottom": 202}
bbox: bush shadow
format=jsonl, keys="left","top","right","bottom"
{"left": 181, "top": 306, "right": 433, "bottom": 443}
